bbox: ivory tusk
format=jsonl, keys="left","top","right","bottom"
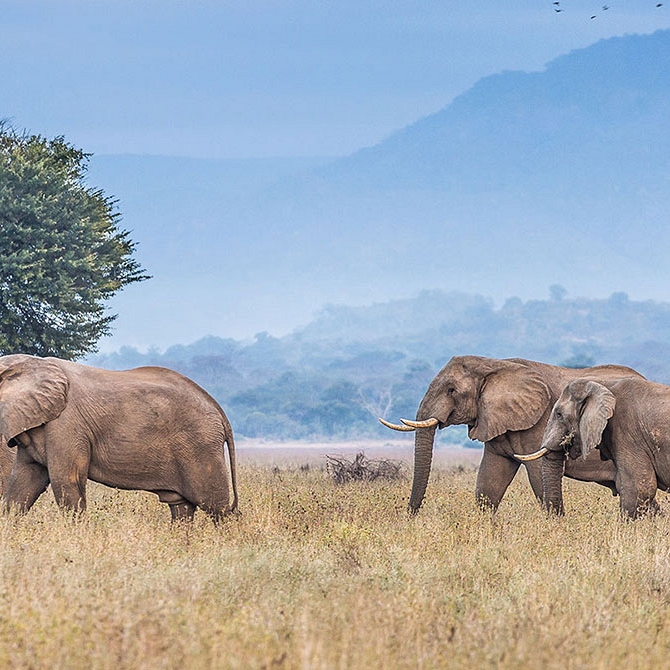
{"left": 400, "top": 417, "right": 439, "bottom": 429}
{"left": 514, "top": 447, "right": 549, "bottom": 462}
{"left": 378, "top": 417, "right": 415, "bottom": 432}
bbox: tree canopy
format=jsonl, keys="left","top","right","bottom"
{"left": 0, "top": 124, "right": 149, "bottom": 358}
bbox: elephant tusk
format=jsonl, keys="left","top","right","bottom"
{"left": 401, "top": 417, "right": 439, "bottom": 429}
{"left": 514, "top": 447, "right": 549, "bottom": 462}
{"left": 378, "top": 417, "right": 415, "bottom": 432}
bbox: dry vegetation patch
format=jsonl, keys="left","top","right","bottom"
{"left": 0, "top": 456, "right": 670, "bottom": 668}
{"left": 325, "top": 451, "right": 406, "bottom": 484}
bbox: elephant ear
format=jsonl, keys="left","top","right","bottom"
{"left": 573, "top": 380, "right": 615, "bottom": 459}
{"left": 0, "top": 355, "right": 69, "bottom": 444}
{"left": 470, "top": 361, "right": 551, "bottom": 442}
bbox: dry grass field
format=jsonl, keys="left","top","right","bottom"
{"left": 1, "top": 440, "right": 670, "bottom": 669}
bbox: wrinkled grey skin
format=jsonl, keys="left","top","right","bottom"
{"left": 0, "top": 441, "right": 15, "bottom": 496}
{"left": 402, "top": 356, "right": 643, "bottom": 513}
{"left": 0, "top": 354, "right": 238, "bottom": 521}
{"left": 541, "top": 376, "right": 670, "bottom": 518}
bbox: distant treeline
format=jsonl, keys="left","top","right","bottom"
{"left": 88, "top": 290, "right": 670, "bottom": 441}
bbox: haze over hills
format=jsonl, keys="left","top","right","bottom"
{"left": 88, "top": 290, "right": 670, "bottom": 440}
{"left": 88, "top": 30, "right": 670, "bottom": 351}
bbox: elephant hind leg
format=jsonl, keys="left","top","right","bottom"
{"left": 183, "top": 463, "right": 232, "bottom": 523}
{"left": 169, "top": 501, "right": 197, "bottom": 522}
{"left": 203, "top": 505, "right": 234, "bottom": 525}
{"left": 196, "top": 490, "right": 239, "bottom": 524}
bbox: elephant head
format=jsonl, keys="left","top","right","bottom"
{"left": 0, "top": 355, "right": 69, "bottom": 446}
{"left": 523, "top": 379, "right": 615, "bottom": 514}
{"left": 380, "top": 356, "right": 551, "bottom": 513}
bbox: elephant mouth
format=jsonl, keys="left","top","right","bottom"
{"left": 559, "top": 431, "right": 577, "bottom": 457}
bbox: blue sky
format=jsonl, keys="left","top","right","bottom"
{"left": 3, "top": 1, "right": 670, "bottom": 351}
{"left": 3, "top": 1, "right": 669, "bottom": 159}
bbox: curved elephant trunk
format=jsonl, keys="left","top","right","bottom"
{"left": 408, "top": 423, "right": 437, "bottom": 513}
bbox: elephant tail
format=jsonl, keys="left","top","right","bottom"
{"left": 221, "top": 412, "right": 239, "bottom": 514}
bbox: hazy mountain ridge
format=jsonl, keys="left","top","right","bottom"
{"left": 315, "top": 30, "right": 670, "bottom": 190}
{"left": 88, "top": 30, "right": 670, "bottom": 349}
{"left": 88, "top": 291, "right": 670, "bottom": 440}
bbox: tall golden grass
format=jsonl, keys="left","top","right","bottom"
{"left": 0, "top": 453, "right": 669, "bottom": 669}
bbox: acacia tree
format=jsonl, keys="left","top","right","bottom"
{"left": 0, "top": 124, "right": 149, "bottom": 358}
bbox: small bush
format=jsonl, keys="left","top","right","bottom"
{"left": 325, "top": 451, "right": 405, "bottom": 484}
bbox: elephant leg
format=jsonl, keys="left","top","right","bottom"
{"left": 184, "top": 462, "right": 231, "bottom": 523}
{"left": 4, "top": 456, "right": 49, "bottom": 513}
{"left": 475, "top": 446, "right": 521, "bottom": 511}
{"left": 50, "top": 476, "right": 87, "bottom": 513}
{"left": 200, "top": 499, "right": 229, "bottom": 525}
{"left": 154, "top": 491, "right": 198, "bottom": 523}
{"left": 48, "top": 449, "right": 89, "bottom": 513}
{"left": 617, "top": 462, "right": 658, "bottom": 519}
{"left": 169, "top": 501, "right": 197, "bottom": 522}
{"left": 564, "top": 451, "right": 618, "bottom": 495}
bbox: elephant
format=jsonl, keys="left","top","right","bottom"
{"left": 0, "top": 354, "right": 238, "bottom": 521}
{"left": 380, "top": 356, "right": 643, "bottom": 513}
{"left": 0, "top": 440, "right": 15, "bottom": 495}
{"left": 521, "top": 376, "right": 670, "bottom": 518}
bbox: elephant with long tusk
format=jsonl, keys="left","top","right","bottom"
{"left": 380, "top": 355, "right": 643, "bottom": 514}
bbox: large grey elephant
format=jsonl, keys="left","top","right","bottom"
{"left": 522, "top": 376, "right": 670, "bottom": 518}
{"left": 380, "top": 356, "right": 642, "bottom": 513}
{"left": 0, "top": 354, "right": 238, "bottom": 521}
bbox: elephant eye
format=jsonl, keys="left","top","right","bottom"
{"left": 555, "top": 410, "right": 563, "bottom": 419}
{"left": 447, "top": 387, "right": 456, "bottom": 395}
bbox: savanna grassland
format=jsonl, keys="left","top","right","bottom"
{"left": 1, "top": 445, "right": 670, "bottom": 669}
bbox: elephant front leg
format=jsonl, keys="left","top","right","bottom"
{"left": 4, "top": 458, "right": 50, "bottom": 513}
{"left": 617, "top": 463, "right": 658, "bottom": 519}
{"left": 49, "top": 476, "right": 87, "bottom": 513}
{"left": 48, "top": 464, "right": 89, "bottom": 514}
{"left": 47, "top": 441, "right": 90, "bottom": 513}
{"left": 475, "top": 446, "right": 521, "bottom": 511}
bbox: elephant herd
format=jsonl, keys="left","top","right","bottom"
{"left": 381, "top": 355, "right": 669, "bottom": 519}
{"left": 0, "top": 352, "right": 667, "bottom": 522}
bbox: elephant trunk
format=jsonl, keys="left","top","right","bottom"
{"left": 408, "top": 424, "right": 437, "bottom": 514}
{"left": 542, "top": 452, "right": 566, "bottom": 515}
